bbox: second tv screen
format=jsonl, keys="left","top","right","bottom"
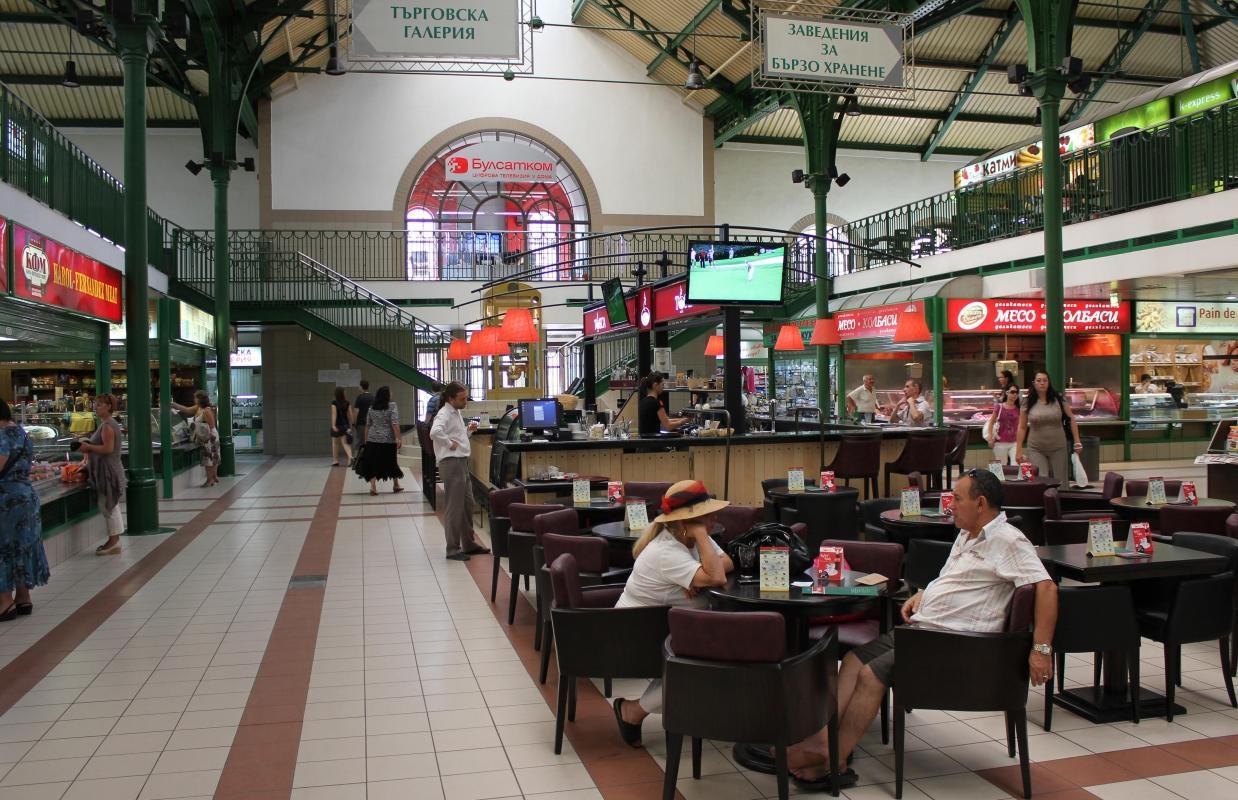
{"left": 686, "top": 242, "right": 786, "bottom": 305}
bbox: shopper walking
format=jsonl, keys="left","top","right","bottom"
{"left": 329, "top": 388, "right": 353, "bottom": 467}
{"left": 173, "top": 390, "right": 220, "bottom": 487}
{"left": 0, "top": 398, "right": 50, "bottom": 619}
{"left": 429, "top": 382, "right": 489, "bottom": 561}
{"left": 351, "top": 380, "right": 374, "bottom": 446}
{"left": 79, "top": 394, "right": 126, "bottom": 556}
{"left": 986, "top": 385, "right": 1022, "bottom": 464}
{"left": 1015, "top": 371, "right": 1083, "bottom": 482}
{"left": 354, "top": 386, "right": 404, "bottom": 495}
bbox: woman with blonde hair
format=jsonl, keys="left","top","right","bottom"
{"left": 78, "top": 394, "right": 125, "bottom": 555}
{"left": 611, "top": 480, "right": 734, "bottom": 747}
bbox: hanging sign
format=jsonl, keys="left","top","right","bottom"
{"left": 834, "top": 301, "right": 921, "bottom": 340}
{"left": 232, "top": 346, "right": 263, "bottom": 368}
{"left": 350, "top": 0, "right": 521, "bottom": 60}
{"left": 0, "top": 217, "right": 7, "bottom": 294}
{"left": 761, "top": 13, "right": 905, "bottom": 88}
{"left": 444, "top": 141, "right": 558, "bottom": 184}
{"left": 178, "top": 301, "right": 216, "bottom": 348}
{"left": 635, "top": 286, "right": 653, "bottom": 332}
{"left": 583, "top": 296, "right": 637, "bottom": 337}
{"left": 954, "top": 125, "right": 1096, "bottom": 189}
{"left": 1134, "top": 301, "right": 1238, "bottom": 333}
{"left": 653, "top": 279, "right": 719, "bottom": 323}
{"left": 947, "top": 299, "right": 1130, "bottom": 334}
{"left": 12, "top": 224, "right": 122, "bottom": 323}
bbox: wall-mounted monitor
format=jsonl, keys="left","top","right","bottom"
{"left": 686, "top": 242, "right": 786, "bottom": 306}
{"left": 601, "top": 278, "right": 629, "bottom": 326}
{"left": 519, "top": 398, "right": 561, "bottom": 433}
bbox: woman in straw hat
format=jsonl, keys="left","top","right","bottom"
{"left": 612, "top": 480, "right": 734, "bottom": 747}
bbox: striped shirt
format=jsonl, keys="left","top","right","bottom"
{"left": 911, "top": 512, "right": 1050, "bottom": 633}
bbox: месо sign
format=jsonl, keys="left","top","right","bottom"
{"left": 351, "top": 0, "right": 520, "bottom": 60}
{"left": 762, "top": 13, "right": 905, "bottom": 88}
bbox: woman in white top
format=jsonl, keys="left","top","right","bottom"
{"left": 612, "top": 480, "right": 734, "bottom": 747}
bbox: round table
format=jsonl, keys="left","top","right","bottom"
{"left": 591, "top": 520, "right": 726, "bottom": 544}
{"left": 879, "top": 509, "right": 959, "bottom": 547}
{"left": 766, "top": 486, "right": 860, "bottom": 499}
{"left": 569, "top": 498, "right": 637, "bottom": 526}
{"left": 1110, "top": 495, "right": 1235, "bottom": 524}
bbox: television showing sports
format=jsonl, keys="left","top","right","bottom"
{"left": 686, "top": 242, "right": 786, "bottom": 305}
{"left": 601, "top": 278, "right": 629, "bottom": 326}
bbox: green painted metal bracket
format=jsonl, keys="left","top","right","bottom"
{"left": 921, "top": 4, "right": 1021, "bottom": 161}
{"left": 1181, "top": 0, "right": 1202, "bottom": 73}
{"left": 648, "top": 0, "right": 722, "bottom": 75}
{"left": 1064, "top": 0, "right": 1172, "bottom": 123}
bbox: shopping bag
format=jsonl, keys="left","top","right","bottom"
{"left": 1070, "top": 452, "right": 1089, "bottom": 488}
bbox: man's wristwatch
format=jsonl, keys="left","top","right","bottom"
{"left": 1032, "top": 643, "right": 1052, "bottom": 656}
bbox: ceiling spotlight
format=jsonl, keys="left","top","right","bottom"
{"left": 791, "top": 169, "right": 805, "bottom": 184}
{"left": 1059, "top": 56, "right": 1083, "bottom": 79}
{"left": 75, "top": 8, "right": 96, "bottom": 34}
{"left": 528, "top": 15, "right": 544, "bottom": 31}
{"left": 684, "top": 60, "right": 705, "bottom": 90}
{"left": 843, "top": 94, "right": 860, "bottom": 116}
{"left": 1006, "top": 64, "right": 1028, "bottom": 85}
{"left": 1068, "top": 74, "right": 1092, "bottom": 94}
{"left": 324, "top": 45, "right": 345, "bottom": 76}
{"left": 503, "top": 69, "right": 515, "bottom": 81}
{"left": 1033, "top": 107, "right": 1042, "bottom": 126}
{"left": 163, "top": 1, "right": 190, "bottom": 39}
{"left": 834, "top": 173, "right": 851, "bottom": 187}
{"left": 61, "top": 60, "right": 79, "bottom": 88}
{"left": 241, "top": 157, "right": 256, "bottom": 172}
{"left": 1228, "top": 293, "right": 1237, "bottom": 301}
{"left": 184, "top": 160, "right": 203, "bottom": 176}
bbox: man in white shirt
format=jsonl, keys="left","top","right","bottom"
{"left": 785, "top": 470, "right": 1057, "bottom": 787}
{"left": 846, "top": 374, "right": 878, "bottom": 422}
{"left": 887, "top": 379, "right": 932, "bottom": 426}
{"left": 429, "top": 382, "right": 489, "bottom": 561}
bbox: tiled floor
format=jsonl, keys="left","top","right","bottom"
{"left": 0, "top": 455, "right": 1234, "bottom": 800}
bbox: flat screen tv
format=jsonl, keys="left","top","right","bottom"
{"left": 601, "top": 278, "right": 629, "bottom": 326}
{"left": 686, "top": 242, "right": 786, "bottom": 306}
{"left": 519, "top": 398, "right": 561, "bottom": 433}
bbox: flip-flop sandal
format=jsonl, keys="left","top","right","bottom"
{"left": 791, "top": 768, "right": 858, "bottom": 793}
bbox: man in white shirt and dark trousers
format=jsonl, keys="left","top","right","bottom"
{"left": 430, "top": 382, "right": 490, "bottom": 561}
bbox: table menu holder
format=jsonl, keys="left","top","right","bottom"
{"left": 1130, "top": 521, "right": 1155, "bottom": 555}
{"left": 940, "top": 491, "right": 954, "bottom": 516}
{"left": 820, "top": 470, "right": 835, "bottom": 493}
{"left": 1180, "top": 481, "right": 1198, "bottom": 505}
{"left": 607, "top": 481, "right": 625, "bottom": 505}
{"left": 818, "top": 546, "right": 844, "bottom": 582}
{"left": 1087, "top": 518, "right": 1117, "bottom": 557}
{"left": 900, "top": 489, "right": 921, "bottom": 518}
{"left": 988, "top": 461, "right": 1006, "bottom": 482}
{"left": 1146, "top": 477, "right": 1166, "bottom": 506}
{"left": 759, "top": 547, "right": 790, "bottom": 592}
{"left": 625, "top": 500, "right": 649, "bottom": 532}
{"left": 572, "top": 479, "right": 591, "bottom": 507}
{"left": 787, "top": 468, "right": 805, "bottom": 494}
{"left": 1018, "top": 462, "right": 1035, "bottom": 481}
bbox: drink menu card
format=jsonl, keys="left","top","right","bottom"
{"left": 572, "top": 479, "right": 591, "bottom": 507}
{"left": 1146, "top": 477, "right": 1166, "bottom": 506}
{"left": 988, "top": 461, "right": 1006, "bottom": 481}
{"left": 818, "top": 546, "right": 844, "bottom": 583}
{"left": 625, "top": 500, "right": 649, "bottom": 531}
{"left": 787, "top": 468, "right": 805, "bottom": 494}
{"left": 1087, "top": 517, "right": 1116, "bottom": 557}
{"left": 607, "top": 481, "right": 624, "bottom": 504}
{"left": 1130, "top": 522, "right": 1155, "bottom": 554}
{"left": 1018, "top": 462, "right": 1035, "bottom": 481}
{"left": 820, "top": 470, "right": 835, "bottom": 493}
{"left": 900, "top": 489, "right": 921, "bottom": 518}
{"left": 1181, "top": 481, "right": 1198, "bottom": 505}
{"left": 759, "top": 546, "right": 790, "bottom": 591}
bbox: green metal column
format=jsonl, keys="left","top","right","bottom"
{"left": 115, "top": 13, "right": 160, "bottom": 534}
{"left": 931, "top": 298, "right": 944, "bottom": 427}
{"left": 834, "top": 344, "right": 846, "bottom": 420}
{"left": 1121, "top": 328, "right": 1132, "bottom": 461}
{"left": 96, "top": 336, "right": 112, "bottom": 395}
{"left": 212, "top": 165, "right": 235, "bottom": 476}
{"left": 158, "top": 298, "right": 174, "bottom": 499}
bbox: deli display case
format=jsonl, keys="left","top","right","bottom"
{"left": 1131, "top": 391, "right": 1238, "bottom": 425}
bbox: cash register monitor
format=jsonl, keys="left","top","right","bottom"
{"left": 519, "top": 398, "right": 561, "bottom": 435}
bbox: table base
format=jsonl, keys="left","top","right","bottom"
{"left": 1055, "top": 685, "right": 1185, "bottom": 724}
{"left": 734, "top": 743, "right": 776, "bottom": 775}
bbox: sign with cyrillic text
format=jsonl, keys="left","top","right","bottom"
{"left": 351, "top": 0, "right": 520, "bottom": 60}
{"left": 445, "top": 141, "right": 557, "bottom": 183}
{"left": 762, "top": 14, "right": 904, "bottom": 87}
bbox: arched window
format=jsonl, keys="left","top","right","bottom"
{"left": 406, "top": 207, "right": 435, "bottom": 279}
{"left": 406, "top": 131, "right": 590, "bottom": 280}
{"left": 799, "top": 214, "right": 851, "bottom": 277}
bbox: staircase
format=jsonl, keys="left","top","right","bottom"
{"left": 169, "top": 233, "right": 448, "bottom": 392}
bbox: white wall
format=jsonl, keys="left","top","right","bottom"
{"left": 714, "top": 142, "right": 969, "bottom": 231}
{"left": 269, "top": 0, "right": 704, "bottom": 218}
{"left": 65, "top": 129, "right": 260, "bottom": 230}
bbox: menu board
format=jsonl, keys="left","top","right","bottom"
{"left": 1087, "top": 518, "right": 1116, "bottom": 557}
{"left": 835, "top": 301, "right": 923, "bottom": 341}
{"left": 12, "top": 223, "right": 123, "bottom": 322}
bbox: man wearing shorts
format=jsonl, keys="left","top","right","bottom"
{"left": 788, "top": 470, "right": 1058, "bottom": 786}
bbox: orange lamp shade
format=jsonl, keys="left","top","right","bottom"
{"left": 704, "top": 335, "right": 725, "bottom": 357}
{"left": 447, "top": 339, "right": 471, "bottom": 360}
{"left": 774, "top": 324, "right": 806, "bottom": 351}
{"left": 808, "top": 318, "right": 841, "bottom": 346}
{"left": 892, "top": 305, "right": 931, "bottom": 343}
{"left": 474, "top": 327, "right": 510, "bottom": 357}
{"left": 498, "top": 307, "right": 539, "bottom": 343}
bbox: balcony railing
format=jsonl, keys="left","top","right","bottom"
{"left": 835, "top": 99, "right": 1238, "bottom": 275}
{"left": 0, "top": 83, "right": 174, "bottom": 274}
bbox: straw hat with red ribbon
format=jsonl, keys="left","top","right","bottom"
{"left": 653, "top": 480, "right": 729, "bottom": 524}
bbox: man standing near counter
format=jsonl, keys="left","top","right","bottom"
{"left": 845, "top": 374, "right": 877, "bottom": 423}
{"left": 887, "top": 379, "right": 931, "bottom": 426}
{"left": 430, "top": 382, "right": 490, "bottom": 561}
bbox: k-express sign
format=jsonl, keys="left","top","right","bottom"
{"left": 948, "top": 299, "right": 1130, "bottom": 334}
{"left": 445, "top": 141, "right": 558, "bottom": 183}
{"left": 351, "top": 0, "right": 520, "bottom": 60}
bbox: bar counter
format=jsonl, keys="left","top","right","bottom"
{"left": 497, "top": 426, "right": 930, "bottom": 507}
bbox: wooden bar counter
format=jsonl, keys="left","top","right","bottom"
{"left": 498, "top": 426, "right": 928, "bottom": 507}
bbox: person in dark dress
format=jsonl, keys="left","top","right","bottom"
{"left": 351, "top": 380, "right": 374, "bottom": 446}
{"left": 354, "top": 386, "right": 404, "bottom": 495}
{"left": 0, "top": 398, "right": 50, "bottom": 619}
{"left": 638, "top": 373, "right": 686, "bottom": 436}
{"left": 329, "top": 387, "right": 353, "bottom": 467}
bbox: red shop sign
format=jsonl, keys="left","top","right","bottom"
{"left": 12, "top": 224, "right": 123, "bottom": 323}
{"left": 653, "top": 279, "right": 719, "bottom": 323}
{"left": 0, "top": 217, "right": 7, "bottom": 294}
{"left": 635, "top": 285, "right": 653, "bottom": 332}
{"left": 583, "top": 295, "right": 638, "bottom": 337}
{"left": 835, "top": 301, "right": 921, "bottom": 340}
{"left": 947, "top": 299, "right": 1130, "bottom": 334}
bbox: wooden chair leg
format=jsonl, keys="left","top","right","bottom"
{"left": 1221, "top": 637, "right": 1237, "bottom": 708}
{"left": 1005, "top": 712, "right": 1015, "bottom": 757}
{"left": 1129, "top": 648, "right": 1141, "bottom": 724}
{"left": 774, "top": 744, "right": 789, "bottom": 800}
{"left": 1043, "top": 671, "right": 1054, "bottom": 732}
{"left": 533, "top": 592, "right": 544, "bottom": 651}
{"left": 884, "top": 469, "right": 891, "bottom": 499}
{"left": 894, "top": 703, "right": 905, "bottom": 799}
{"left": 663, "top": 733, "right": 683, "bottom": 800}
{"left": 604, "top": 678, "right": 612, "bottom": 698}
{"left": 490, "top": 557, "right": 500, "bottom": 602}
{"left": 554, "top": 675, "right": 569, "bottom": 755}
{"left": 1013, "top": 708, "right": 1031, "bottom": 799}
{"left": 538, "top": 624, "right": 554, "bottom": 685}
{"left": 507, "top": 572, "right": 519, "bottom": 625}
{"left": 1165, "top": 642, "right": 1178, "bottom": 722}
{"left": 692, "top": 737, "right": 703, "bottom": 780}
{"left": 567, "top": 678, "right": 577, "bottom": 721}
{"left": 880, "top": 690, "right": 890, "bottom": 744}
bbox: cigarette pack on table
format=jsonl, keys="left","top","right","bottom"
{"left": 939, "top": 491, "right": 954, "bottom": 516}
{"left": 787, "top": 467, "right": 805, "bottom": 494}
{"left": 1146, "top": 477, "right": 1166, "bottom": 505}
{"left": 1180, "top": 481, "right": 1198, "bottom": 505}
{"left": 1130, "top": 522, "right": 1155, "bottom": 554}
{"left": 820, "top": 470, "right": 835, "bottom": 492}
{"left": 607, "top": 481, "right": 624, "bottom": 504}
{"left": 759, "top": 546, "right": 790, "bottom": 592}
{"left": 900, "top": 489, "right": 921, "bottom": 518}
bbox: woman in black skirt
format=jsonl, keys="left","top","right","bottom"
{"left": 329, "top": 387, "right": 352, "bottom": 467}
{"left": 354, "top": 386, "right": 404, "bottom": 495}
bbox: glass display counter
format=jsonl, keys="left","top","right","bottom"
{"left": 1131, "top": 391, "right": 1238, "bottom": 425}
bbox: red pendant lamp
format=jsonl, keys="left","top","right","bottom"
{"left": 892, "top": 304, "right": 931, "bottom": 343}
{"left": 498, "top": 307, "right": 539, "bottom": 343}
{"left": 476, "top": 327, "right": 510, "bottom": 357}
{"left": 808, "top": 318, "right": 840, "bottom": 346}
{"left": 704, "top": 335, "right": 725, "bottom": 357}
{"left": 446, "top": 338, "right": 471, "bottom": 360}
{"left": 773, "top": 324, "right": 805, "bottom": 351}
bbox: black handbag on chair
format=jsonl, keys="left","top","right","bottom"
{"left": 724, "top": 523, "right": 813, "bottom": 580}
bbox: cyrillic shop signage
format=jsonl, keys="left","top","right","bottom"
{"left": 761, "top": 13, "right": 904, "bottom": 88}
{"left": 0, "top": 217, "right": 7, "bottom": 294}
{"left": 351, "top": 0, "right": 520, "bottom": 60}
{"left": 947, "top": 299, "right": 1129, "bottom": 334}
{"left": 835, "top": 301, "right": 921, "bottom": 340}
{"left": 445, "top": 141, "right": 557, "bottom": 183}
{"left": 13, "top": 223, "right": 122, "bottom": 323}
{"left": 1135, "top": 301, "right": 1238, "bottom": 334}
{"left": 583, "top": 296, "right": 636, "bottom": 337}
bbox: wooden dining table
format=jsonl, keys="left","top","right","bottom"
{"left": 1109, "top": 495, "right": 1235, "bottom": 524}
{"left": 1036, "top": 541, "right": 1230, "bottom": 723}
